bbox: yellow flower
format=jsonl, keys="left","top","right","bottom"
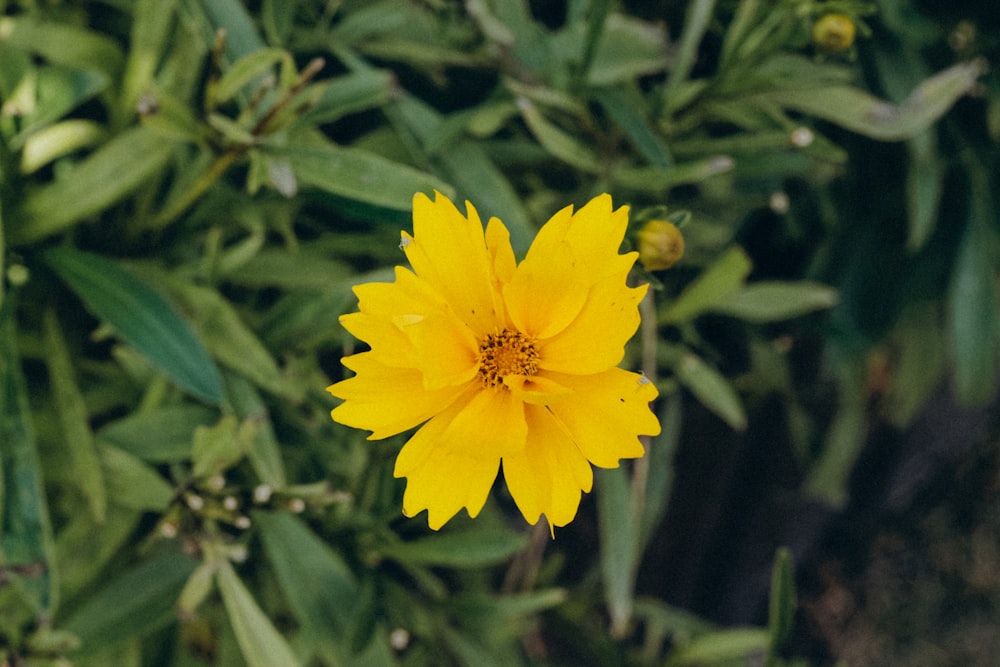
{"left": 328, "top": 192, "right": 660, "bottom": 530}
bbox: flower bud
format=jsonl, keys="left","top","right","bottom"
{"left": 813, "top": 14, "right": 856, "bottom": 53}
{"left": 637, "top": 220, "right": 685, "bottom": 271}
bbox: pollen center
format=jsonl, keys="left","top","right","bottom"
{"left": 477, "top": 329, "right": 539, "bottom": 388}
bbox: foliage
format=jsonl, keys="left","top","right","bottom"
{"left": 0, "top": 0, "right": 995, "bottom": 665}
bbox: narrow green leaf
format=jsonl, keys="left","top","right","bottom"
{"left": 393, "top": 96, "right": 535, "bottom": 256}
{"left": 97, "top": 405, "right": 217, "bottom": 462}
{"left": 674, "top": 352, "right": 747, "bottom": 431}
{"left": 639, "top": 392, "right": 682, "bottom": 553}
{"left": 199, "top": 0, "right": 266, "bottom": 61}
{"left": 381, "top": 528, "right": 528, "bottom": 568}
{"left": 0, "top": 16, "right": 124, "bottom": 78}
{"left": 283, "top": 136, "right": 450, "bottom": 212}
{"left": 709, "top": 281, "right": 839, "bottom": 322}
{"left": 8, "top": 66, "right": 108, "bottom": 144}
{"left": 165, "top": 280, "right": 300, "bottom": 400}
{"left": 99, "top": 443, "right": 174, "bottom": 511}
{"left": 760, "top": 61, "right": 983, "bottom": 141}
{"left": 585, "top": 13, "right": 669, "bottom": 86}
{"left": 884, "top": 303, "right": 946, "bottom": 427}
{"left": 255, "top": 511, "right": 358, "bottom": 662}
{"left": 517, "top": 98, "right": 600, "bottom": 172}
{"left": 55, "top": 506, "right": 140, "bottom": 601}
{"left": 64, "top": 551, "right": 197, "bottom": 651}
{"left": 121, "top": 0, "right": 177, "bottom": 120}
{"left": 593, "top": 86, "right": 672, "bottom": 167}
{"left": 213, "top": 48, "right": 291, "bottom": 105}
{"left": 804, "top": 358, "right": 867, "bottom": 507}
{"left": 226, "top": 374, "right": 286, "bottom": 489}
{"left": 0, "top": 292, "right": 56, "bottom": 614}
{"left": 597, "top": 465, "right": 638, "bottom": 638}
{"left": 667, "top": 628, "right": 769, "bottom": 666}
{"left": 904, "top": 131, "right": 943, "bottom": 251}
{"left": 217, "top": 560, "right": 302, "bottom": 667}
{"left": 767, "top": 547, "right": 796, "bottom": 663}
{"left": 21, "top": 119, "right": 106, "bottom": 174}
{"left": 43, "top": 307, "right": 107, "bottom": 523}
{"left": 43, "top": 247, "right": 224, "bottom": 403}
{"left": 191, "top": 416, "right": 248, "bottom": 479}
{"left": 948, "top": 213, "right": 1000, "bottom": 405}
{"left": 301, "top": 70, "right": 395, "bottom": 125}
{"left": 660, "top": 246, "right": 752, "bottom": 324}
{"left": 11, "top": 127, "right": 174, "bottom": 245}
{"left": 612, "top": 156, "right": 734, "bottom": 191}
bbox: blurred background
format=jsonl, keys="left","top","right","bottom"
{"left": 1, "top": 1, "right": 999, "bottom": 665}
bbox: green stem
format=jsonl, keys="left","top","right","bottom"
{"left": 630, "top": 288, "right": 658, "bottom": 525}
{"left": 150, "top": 148, "right": 241, "bottom": 230}
{"left": 659, "top": 0, "right": 718, "bottom": 115}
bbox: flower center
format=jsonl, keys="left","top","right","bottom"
{"left": 477, "top": 329, "right": 539, "bottom": 388}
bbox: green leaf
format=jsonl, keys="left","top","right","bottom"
{"left": 0, "top": 292, "right": 56, "bottom": 614}
{"left": 393, "top": 96, "right": 536, "bottom": 256}
{"left": 99, "top": 444, "right": 174, "bottom": 511}
{"left": 660, "top": 246, "right": 752, "bottom": 324}
{"left": 191, "top": 416, "right": 248, "bottom": 479}
{"left": 767, "top": 547, "right": 796, "bottom": 659}
{"left": 593, "top": 86, "right": 672, "bottom": 167}
{"left": 255, "top": 511, "right": 358, "bottom": 662}
{"left": 7, "top": 66, "right": 108, "bottom": 144}
{"left": 948, "top": 213, "right": 1000, "bottom": 405}
{"left": 381, "top": 528, "right": 528, "bottom": 568}
{"left": 199, "top": 0, "right": 266, "bottom": 61}
{"left": 804, "top": 358, "right": 867, "bottom": 507}
{"left": 64, "top": 550, "right": 197, "bottom": 651}
{"left": 597, "top": 465, "right": 638, "bottom": 638}
{"left": 217, "top": 560, "right": 302, "bottom": 667}
{"left": 673, "top": 352, "right": 747, "bottom": 431}
{"left": 709, "top": 281, "right": 839, "bottom": 322}
{"left": 226, "top": 374, "right": 286, "bottom": 489}
{"left": 43, "top": 307, "right": 107, "bottom": 523}
{"left": 164, "top": 280, "right": 300, "bottom": 400}
{"left": 97, "top": 405, "right": 217, "bottom": 462}
{"left": 759, "top": 61, "right": 983, "bottom": 141}
{"left": 213, "top": 47, "right": 291, "bottom": 105}
{"left": 301, "top": 70, "right": 395, "bottom": 125}
{"left": 55, "top": 506, "right": 140, "bottom": 601}
{"left": 667, "top": 628, "right": 769, "bottom": 666}
{"left": 11, "top": 127, "right": 174, "bottom": 244}
{"left": 0, "top": 16, "right": 124, "bottom": 79}
{"left": 282, "top": 136, "right": 450, "bottom": 213}
{"left": 43, "top": 247, "right": 224, "bottom": 403}
{"left": 585, "top": 13, "right": 669, "bottom": 86}
{"left": 517, "top": 98, "right": 600, "bottom": 172}
{"left": 21, "top": 119, "right": 106, "bottom": 174}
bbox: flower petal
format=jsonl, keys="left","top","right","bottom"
{"left": 405, "top": 310, "right": 479, "bottom": 389}
{"left": 525, "top": 194, "right": 628, "bottom": 278}
{"left": 403, "top": 192, "right": 503, "bottom": 335}
{"left": 441, "top": 386, "right": 529, "bottom": 457}
{"left": 523, "top": 194, "right": 630, "bottom": 281}
{"left": 503, "top": 245, "right": 589, "bottom": 339}
{"left": 394, "top": 386, "right": 527, "bottom": 529}
{"left": 545, "top": 367, "right": 660, "bottom": 468}
{"left": 501, "top": 405, "right": 593, "bottom": 528}
{"left": 503, "top": 374, "right": 573, "bottom": 405}
{"left": 485, "top": 216, "right": 516, "bottom": 285}
{"left": 539, "top": 276, "right": 646, "bottom": 375}
{"left": 328, "top": 353, "right": 466, "bottom": 439}
{"left": 400, "top": 442, "right": 500, "bottom": 529}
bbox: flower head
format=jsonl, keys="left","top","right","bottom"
{"left": 328, "top": 192, "right": 660, "bottom": 530}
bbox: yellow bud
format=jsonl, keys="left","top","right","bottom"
{"left": 637, "top": 220, "right": 684, "bottom": 271}
{"left": 813, "top": 14, "right": 856, "bottom": 53}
